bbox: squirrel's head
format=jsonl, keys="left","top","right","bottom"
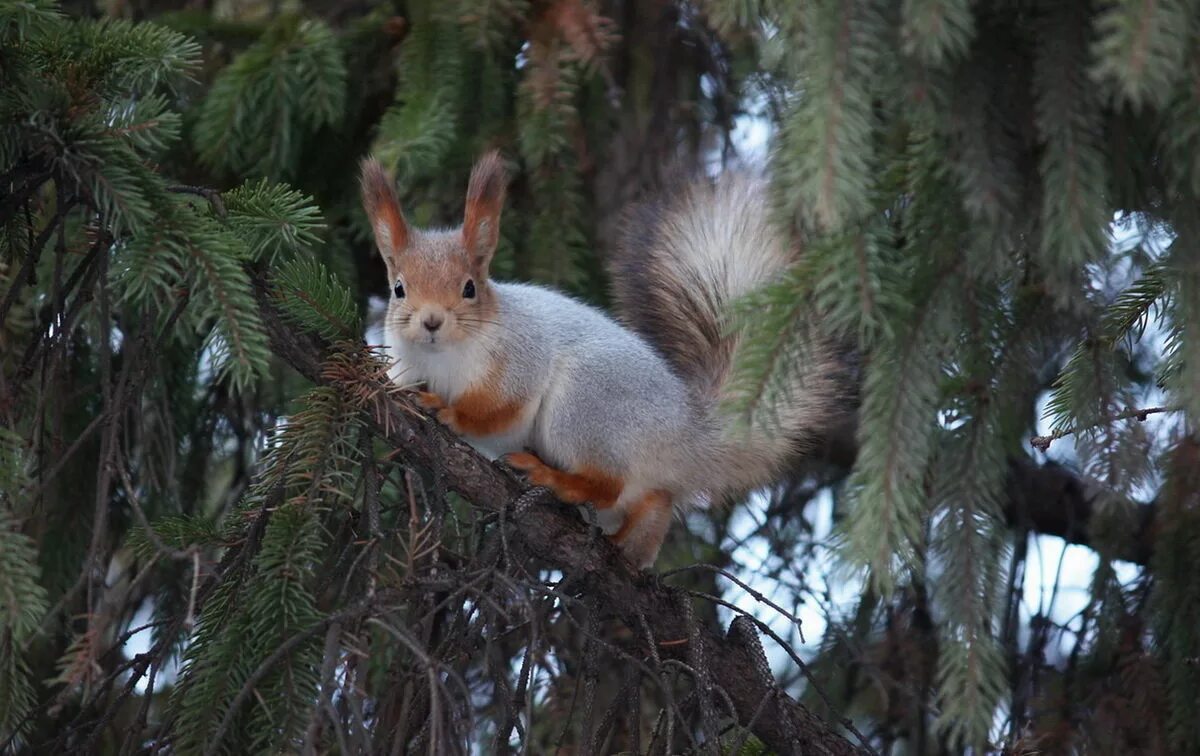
{"left": 360, "top": 151, "right": 507, "bottom": 349}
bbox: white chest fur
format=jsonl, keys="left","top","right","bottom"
{"left": 383, "top": 325, "right": 488, "bottom": 399}
{"left": 383, "top": 326, "right": 535, "bottom": 460}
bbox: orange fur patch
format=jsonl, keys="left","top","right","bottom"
{"left": 504, "top": 452, "right": 623, "bottom": 509}
{"left": 428, "top": 357, "right": 526, "bottom": 437}
{"left": 611, "top": 490, "right": 671, "bottom": 544}
{"left": 443, "top": 390, "right": 525, "bottom": 436}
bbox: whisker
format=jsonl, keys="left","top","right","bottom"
{"left": 457, "top": 319, "right": 520, "bottom": 337}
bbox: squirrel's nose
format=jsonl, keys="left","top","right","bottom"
{"left": 422, "top": 314, "right": 444, "bottom": 333}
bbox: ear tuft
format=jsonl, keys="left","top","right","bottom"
{"left": 360, "top": 157, "right": 408, "bottom": 261}
{"left": 463, "top": 150, "right": 507, "bottom": 267}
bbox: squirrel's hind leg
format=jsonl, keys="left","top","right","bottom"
{"left": 609, "top": 490, "right": 673, "bottom": 569}
{"left": 504, "top": 452, "right": 623, "bottom": 510}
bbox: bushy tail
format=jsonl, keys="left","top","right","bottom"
{"left": 609, "top": 173, "right": 841, "bottom": 496}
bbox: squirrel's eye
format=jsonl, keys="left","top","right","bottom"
{"left": 393, "top": 280, "right": 405, "bottom": 299}
{"left": 462, "top": 279, "right": 476, "bottom": 299}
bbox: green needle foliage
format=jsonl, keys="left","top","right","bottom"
{"left": 714, "top": 0, "right": 1200, "bottom": 749}
{"left": 1091, "top": 0, "right": 1197, "bottom": 110}
{"left": 193, "top": 16, "right": 347, "bottom": 181}
{"left": 222, "top": 179, "right": 325, "bottom": 263}
{"left": 3, "top": 0, "right": 1200, "bottom": 753}
{"left": 273, "top": 256, "right": 360, "bottom": 342}
{"left": 1151, "top": 439, "right": 1200, "bottom": 753}
{"left": 1, "top": 469, "right": 51, "bottom": 748}
{"left": 170, "top": 388, "right": 359, "bottom": 754}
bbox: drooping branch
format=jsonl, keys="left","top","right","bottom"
{"left": 250, "top": 270, "right": 868, "bottom": 755}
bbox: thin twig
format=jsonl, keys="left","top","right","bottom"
{"left": 1031, "top": 405, "right": 1176, "bottom": 450}
{"left": 662, "top": 562, "right": 805, "bottom": 641}
{"left": 5, "top": 229, "right": 106, "bottom": 416}
{"left": 0, "top": 198, "right": 75, "bottom": 331}
{"left": 114, "top": 449, "right": 194, "bottom": 562}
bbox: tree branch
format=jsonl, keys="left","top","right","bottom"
{"left": 810, "top": 419, "right": 1157, "bottom": 565}
{"left": 1004, "top": 455, "right": 1155, "bottom": 565}
{"left": 1029, "top": 405, "right": 1176, "bottom": 451}
{"left": 250, "top": 270, "right": 866, "bottom": 755}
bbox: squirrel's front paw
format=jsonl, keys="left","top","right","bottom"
{"left": 413, "top": 390, "right": 446, "bottom": 410}
{"left": 434, "top": 407, "right": 460, "bottom": 430}
{"left": 412, "top": 391, "right": 461, "bottom": 431}
{"left": 503, "top": 451, "right": 543, "bottom": 472}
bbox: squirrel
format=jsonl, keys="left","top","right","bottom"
{"left": 359, "top": 151, "right": 840, "bottom": 568}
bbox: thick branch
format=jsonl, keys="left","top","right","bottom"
{"left": 251, "top": 271, "right": 865, "bottom": 755}
{"left": 810, "top": 421, "right": 1157, "bottom": 565}
{"left": 1004, "top": 455, "right": 1155, "bottom": 565}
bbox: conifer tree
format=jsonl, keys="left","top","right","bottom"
{"left": 2, "top": 0, "right": 1198, "bottom": 753}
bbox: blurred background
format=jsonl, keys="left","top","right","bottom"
{"left": 3, "top": 0, "right": 1199, "bottom": 753}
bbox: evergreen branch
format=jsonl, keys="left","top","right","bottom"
{"left": 371, "top": 3, "right": 465, "bottom": 181}
{"left": 1042, "top": 335, "right": 1136, "bottom": 441}
{"left": 14, "top": 291, "right": 192, "bottom": 656}
{"left": 1149, "top": 438, "right": 1200, "bottom": 752}
{"left": 0, "top": 509, "right": 50, "bottom": 747}
{"left": 459, "top": 0, "right": 529, "bottom": 51}
{"left": 0, "top": 0, "right": 60, "bottom": 43}
{"left": 1031, "top": 405, "right": 1176, "bottom": 451}
{"left": 1163, "top": 233, "right": 1200, "bottom": 420}
{"left": 188, "top": 237, "right": 270, "bottom": 391}
{"left": 901, "top": 0, "right": 974, "bottom": 65}
{"left": 249, "top": 271, "right": 867, "bottom": 756}
{"left": 105, "top": 94, "right": 181, "bottom": 157}
{"left": 113, "top": 450, "right": 196, "bottom": 562}
{"left": 373, "top": 91, "right": 458, "bottom": 182}
{"left": 1034, "top": 0, "right": 1109, "bottom": 298}
{"left": 516, "top": 58, "right": 589, "bottom": 290}
{"left": 931, "top": 405, "right": 1009, "bottom": 749}
{"left": 807, "top": 226, "right": 904, "bottom": 343}
{"left": 193, "top": 17, "right": 346, "bottom": 180}
{"left": 87, "top": 18, "right": 202, "bottom": 94}
{"left": 1102, "top": 261, "right": 1169, "bottom": 346}
{"left": 775, "top": 0, "right": 884, "bottom": 231}
{"left": 65, "top": 140, "right": 161, "bottom": 235}
{"left": 220, "top": 179, "right": 323, "bottom": 261}
{"left": 1042, "top": 330, "right": 1159, "bottom": 496}
{"left": 722, "top": 270, "right": 813, "bottom": 429}
{"left": 814, "top": 3, "right": 853, "bottom": 228}
{"left": 202, "top": 599, "right": 377, "bottom": 756}
{"left": 840, "top": 264, "right": 956, "bottom": 592}
{"left": 1091, "top": 0, "right": 1194, "bottom": 109}
{"left": 0, "top": 513, "right": 49, "bottom": 641}
{"left": 272, "top": 257, "right": 359, "bottom": 342}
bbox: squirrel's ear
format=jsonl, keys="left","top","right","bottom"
{"left": 462, "top": 150, "right": 507, "bottom": 273}
{"left": 360, "top": 157, "right": 408, "bottom": 273}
